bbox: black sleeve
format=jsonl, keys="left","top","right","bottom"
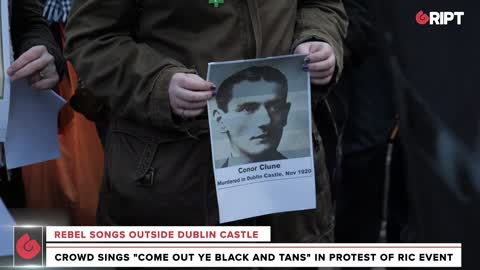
{"left": 11, "top": 0, "right": 66, "bottom": 78}
{"left": 342, "top": 0, "right": 376, "bottom": 66}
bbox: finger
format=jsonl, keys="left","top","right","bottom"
{"left": 175, "top": 87, "right": 213, "bottom": 103}
{"left": 175, "top": 98, "right": 208, "bottom": 110}
{"left": 307, "top": 42, "right": 328, "bottom": 53}
{"left": 182, "top": 108, "right": 205, "bottom": 118}
{"left": 294, "top": 44, "right": 310, "bottom": 55}
{"left": 178, "top": 74, "right": 214, "bottom": 91}
{"left": 7, "top": 46, "right": 46, "bottom": 75}
{"left": 31, "top": 77, "right": 59, "bottom": 91}
{"left": 28, "top": 73, "right": 42, "bottom": 85}
{"left": 28, "top": 63, "right": 56, "bottom": 84}
{"left": 307, "top": 55, "right": 336, "bottom": 72}
{"left": 41, "top": 62, "right": 57, "bottom": 76}
{"left": 312, "top": 76, "right": 333, "bottom": 86}
{"left": 306, "top": 47, "right": 332, "bottom": 62}
{"left": 309, "top": 66, "right": 335, "bottom": 79}
{"left": 9, "top": 54, "right": 52, "bottom": 81}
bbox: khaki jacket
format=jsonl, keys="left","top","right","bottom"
{"left": 65, "top": 0, "right": 347, "bottom": 242}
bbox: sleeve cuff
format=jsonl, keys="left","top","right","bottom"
{"left": 149, "top": 65, "right": 196, "bottom": 130}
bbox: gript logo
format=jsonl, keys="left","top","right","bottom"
{"left": 16, "top": 234, "right": 41, "bottom": 260}
{"left": 14, "top": 226, "right": 44, "bottom": 267}
{"left": 416, "top": 10, "right": 464, "bottom": 25}
{"left": 416, "top": 11, "right": 430, "bottom": 25}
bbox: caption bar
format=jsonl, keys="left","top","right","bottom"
{"left": 46, "top": 226, "right": 270, "bottom": 242}
{"left": 45, "top": 243, "right": 461, "bottom": 268}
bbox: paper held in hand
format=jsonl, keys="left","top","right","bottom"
{"left": 0, "top": 0, "right": 12, "bottom": 142}
{"left": 206, "top": 54, "right": 316, "bottom": 223}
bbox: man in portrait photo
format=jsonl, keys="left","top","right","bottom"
{"left": 213, "top": 66, "right": 292, "bottom": 168}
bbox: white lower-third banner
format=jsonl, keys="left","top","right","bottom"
{"left": 45, "top": 243, "right": 462, "bottom": 268}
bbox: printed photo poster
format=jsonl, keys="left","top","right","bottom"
{"left": 0, "top": 0, "right": 12, "bottom": 142}
{"left": 207, "top": 55, "right": 316, "bottom": 223}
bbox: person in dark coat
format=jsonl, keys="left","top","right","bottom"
{"left": 334, "top": 0, "right": 408, "bottom": 245}
{"left": 377, "top": 1, "right": 480, "bottom": 269}
{"left": 8, "top": 0, "right": 65, "bottom": 89}
{"left": 0, "top": 0, "right": 65, "bottom": 208}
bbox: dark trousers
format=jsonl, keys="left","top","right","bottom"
{"left": 335, "top": 141, "right": 408, "bottom": 243}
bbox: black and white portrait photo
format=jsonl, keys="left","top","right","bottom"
{"left": 208, "top": 55, "right": 312, "bottom": 169}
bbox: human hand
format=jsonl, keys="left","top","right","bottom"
{"left": 168, "top": 73, "right": 216, "bottom": 118}
{"left": 7, "top": 45, "right": 60, "bottom": 90}
{"left": 295, "top": 41, "right": 336, "bottom": 85}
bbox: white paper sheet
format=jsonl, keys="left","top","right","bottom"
{"left": 4, "top": 80, "right": 66, "bottom": 169}
{"left": 0, "top": 199, "right": 14, "bottom": 257}
{"left": 0, "top": 0, "right": 12, "bottom": 142}
{"left": 207, "top": 55, "right": 316, "bottom": 223}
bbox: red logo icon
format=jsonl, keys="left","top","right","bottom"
{"left": 16, "top": 233, "right": 41, "bottom": 260}
{"left": 416, "top": 10, "right": 430, "bottom": 25}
